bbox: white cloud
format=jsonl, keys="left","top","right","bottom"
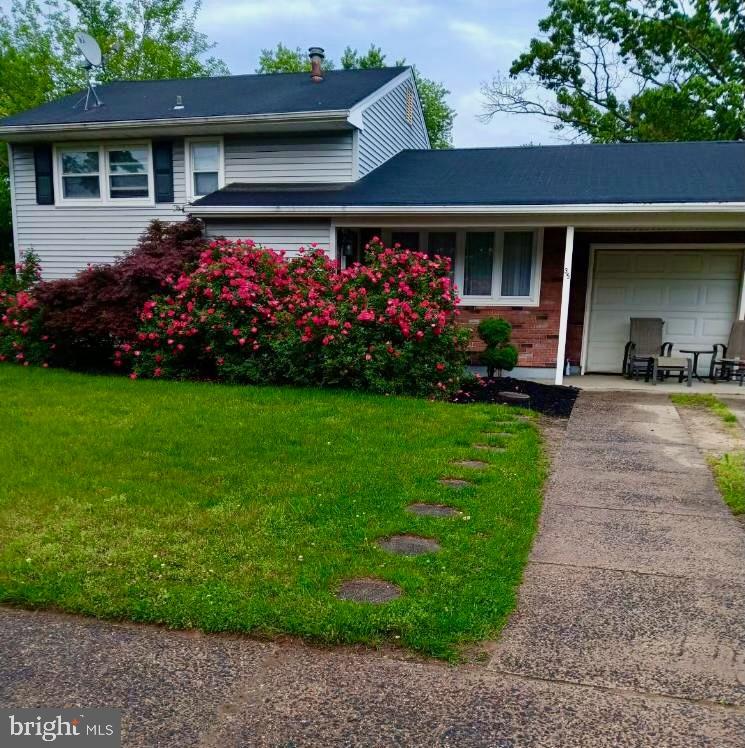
{"left": 201, "top": 0, "right": 433, "bottom": 31}
{"left": 447, "top": 19, "right": 523, "bottom": 61}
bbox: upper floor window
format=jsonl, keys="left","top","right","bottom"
{"left": 55, "top": 142, "right": 153, "bottom": 205}
{"left": 60, "top": 148, "right": 100, "bottom": 200}
{"left": 186, "top": 138, "right": 224, "bottom": 200}
{"left": 107, "top": 145, "right": 150, "bottom": 199}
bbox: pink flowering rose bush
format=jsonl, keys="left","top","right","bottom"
{"left": 0, "top": 253, "right": 52, "bottom": 367}
{"left": 125, "top": 238, "right": 470, "bottom": 396}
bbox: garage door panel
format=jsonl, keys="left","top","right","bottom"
{"left": 708, "top": 254, "right": 742, "bottom": 275}
{"left": 664, "top": 318, "right": 698, "bottom": 337}
{"left": 701, "top": 318, "right": 733, "bottom": 338}
{"left": 669, "top": 254, "right": 704, "bottom": 273}
{"left": 595, "top": 253, "right": 633, "bottom": 273}
{"left": 586, "top": 249, "right": 741, "bottom": 373}
{"left": 635, "top": 254, "right": 668, "bottom": 273}
{"left": 632, "top": 285, "right": 665, "bottom": 306}
{"left": 592, "top": 283, "right": 628, "bottom": 306}
{"left": 704, "top": 282, "right": 739, "bottom": 307}
{"left": 668, "top": 285, "right": 701, "bottom": 306}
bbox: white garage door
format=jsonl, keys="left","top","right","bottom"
{"left": 586, "top": 250, "right": 742, "bottom": 373}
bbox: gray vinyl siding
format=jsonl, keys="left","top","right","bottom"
{"left": 357, "top": 78, "right": 429, "bottom": 177}
{"left": 205, "top": 218, "right": 331, "bottom": 257}
{"left": 224, "top": 134, "right": 354, "bottom": 184}
{"left": 204, "top": 219, "right": 332, "bottom": 258}
{"left": 11, "top": 141, "right": 186, "bottom": 280}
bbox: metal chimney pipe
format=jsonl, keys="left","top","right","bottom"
{"left": 308, "top": 47, "right": 325, "bottom": 82}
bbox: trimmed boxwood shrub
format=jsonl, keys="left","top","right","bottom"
{"left": 478, "top": 317, "right": 518, "bottom": 377}
{"left": 125, "top": 238, "right": 470, "bottom": 396}
{"left": 34, "top": 218, "right": 206, "bottom": 369}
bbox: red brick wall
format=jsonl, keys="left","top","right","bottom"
{"left": 461, "top": 227, "right": 566, "bottom": 369}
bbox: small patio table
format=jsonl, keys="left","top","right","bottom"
{"left": 679, "top": 348, "right": 710, "bottom": 383}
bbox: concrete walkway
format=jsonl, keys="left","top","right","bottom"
{"left": 1, "top": 392, "right": 744, "bottom": 747}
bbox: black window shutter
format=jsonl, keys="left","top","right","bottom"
{"left": 33, "top": 144, "right": 55, "bottom": 205}
{"left": 153, "top": 140, "right": 174, "bottom": 203}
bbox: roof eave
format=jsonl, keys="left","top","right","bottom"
{"left": 188, "top": 201, "right": 745, "bottom": 230}
{"left": 0, "top": 109, "right": 353, "bottom": 141}
{"left": 189, "top": 201, "right": 745, "bottom": 215}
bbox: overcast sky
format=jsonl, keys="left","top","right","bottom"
{"left": 197, "top": 0, "right": 560, "bottom": 148}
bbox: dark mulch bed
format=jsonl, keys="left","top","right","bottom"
{"left": 450, "top": 376, "right": 579, "bottom": 418}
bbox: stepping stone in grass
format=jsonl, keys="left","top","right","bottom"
{"left": 439, "top": 478, "right": 473, "bottom": 489}
{"left": 499, "top": 391, "right": 531, "bottom": 407}
{"left": 451, "top": 459, "right": 490, "bottom": 469}
{"left": 337, "top": 577, "right": 402, "bottom": 603}
{"left": 377, "top": 534, "right": 441, "bottom": 556}
{"left": 473, "top": 444, "right": 506, "bottom": 452}
{"left": 407, "top": 503, "right": 462, "bottom": 517}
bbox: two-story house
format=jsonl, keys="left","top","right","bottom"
{"left": 1, "top": 49, "right": 744, "bottom": 384}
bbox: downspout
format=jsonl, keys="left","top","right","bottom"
{"left": 555, "top": 225, "right": 575, "bottom": 385}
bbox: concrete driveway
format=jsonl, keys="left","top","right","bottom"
{"left": 1, "top": 391, "right": 743, "bottom": 747}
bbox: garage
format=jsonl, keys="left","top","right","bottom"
{"left": 584, "top": 248, "right": 743, "bottom": 373}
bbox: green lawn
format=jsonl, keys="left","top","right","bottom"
{"left": 0, "top": 366, "right": 545, "bottom": 658}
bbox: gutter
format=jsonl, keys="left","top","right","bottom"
{"left": 188, "top": 202, "right": 745, "bottom": 216}
{"left": 0, "top": 109, "right": 352, "bottom": 138}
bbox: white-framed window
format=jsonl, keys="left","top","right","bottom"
{"left": 185, "top": 137, "right": 224, "bottom": 200}
{"left": 54, "top": 142, "right": 154, "bottom": 205}
{"left": 383, "top": 228, "right": 543, "bottom": 306}
{"left": 106, "top": 144, "right": 150, "bottom": 199}
{"left": 58, "top": 147, "right": 101, "bottom": 200}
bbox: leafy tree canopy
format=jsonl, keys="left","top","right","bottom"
{"left": 257, "top": 42, "right": 456, "bottom": 149}
{"left": 481, "top": 0, "right": 745, "bottom": 142}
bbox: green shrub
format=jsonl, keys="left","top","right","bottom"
{"left": 478, "top": 317, "right": 518, "bottom": 377}
{"left": 126, "top": 238, "right": 470, "bottom": 397}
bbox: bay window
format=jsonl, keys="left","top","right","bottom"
{"left": 376, "top": 228, "right": 542, "bottom": 305}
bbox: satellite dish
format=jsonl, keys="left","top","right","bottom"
{"left": 75, "top": 32, "right": 102, "bottom": 67}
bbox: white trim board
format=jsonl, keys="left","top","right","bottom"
{"left": 191, "top": 202, "right": 745, "bottom": 216}
{"left": 7, "top": 143, "right": 20, "bottom": 264}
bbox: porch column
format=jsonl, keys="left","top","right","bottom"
{"left": 554, "top": 225, "right": 575, "bottom": 386}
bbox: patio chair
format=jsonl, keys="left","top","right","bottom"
{"left": 622, "top": 318, "right": 672, "bottom": 381}
{"left": 709, "top": 320, "right": 745, "bottom": 382}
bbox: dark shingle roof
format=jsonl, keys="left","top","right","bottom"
{"left": 0, "top": 67, "right": 407, "bottom": 128}
{"left": 193, "top": 141, "right": 745, "bottom": 208}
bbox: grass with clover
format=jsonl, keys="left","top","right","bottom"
{"left": 0, "top": 365, "right": 545, "bottom": 658}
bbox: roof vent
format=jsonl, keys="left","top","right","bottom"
{"left": 308, "top": 47, "right": 325, "bottom": 83}
{"left": 173, "top": 95, "right": 184, "bottom": 110}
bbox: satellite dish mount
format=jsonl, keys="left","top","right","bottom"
{"left": 74, "top": 32, "right": 104, "bottom": 110}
